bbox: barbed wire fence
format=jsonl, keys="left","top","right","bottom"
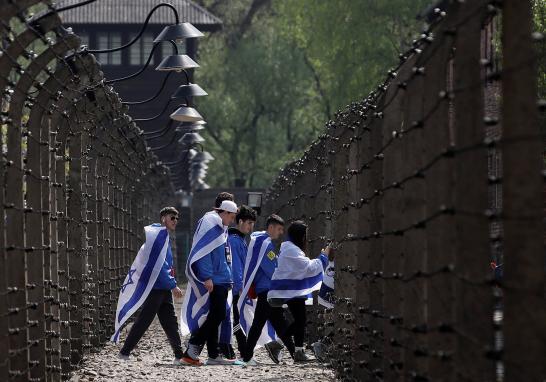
{"left": 0, "top": 1, "right": 175, "bottom": 381}
{"left": 261, "top": 1, "right": 545, "bottom": 381}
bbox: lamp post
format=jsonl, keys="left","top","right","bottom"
{"left": 247, "top": 192, "right": 263, "bottom": 215}
{"left": 54, "top": 1, "right": 212, "bottom": 191}
{"left": 175, "top": 189, "right": 193, "bottom": 208}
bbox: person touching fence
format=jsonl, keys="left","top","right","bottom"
{"left": 267, "top": 221, "right": 333, "bottom": 362}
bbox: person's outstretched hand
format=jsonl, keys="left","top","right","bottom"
{"left": 204, "top": 279, "right": 214, "bottom": 293}
{"left": 172, "top": 286, "right": 183, "bottom": 299}
{"left": 323, "top": 245, "right": 335, "bottom": 261}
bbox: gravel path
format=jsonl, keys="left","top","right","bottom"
{"left": 70, "top": 298, "right": 335, "bottom": 382}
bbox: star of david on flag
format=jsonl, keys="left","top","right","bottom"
{"left": 121, "top": 268, "right": 136, "bottom": 293}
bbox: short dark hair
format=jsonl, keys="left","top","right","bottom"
{"left": 287, "top": 220, "right": 308, "bottom": 252}
{"left": 215, "top": 192, "right": 234, "bottom": 208}
{"left": 236, "top": 205, "right": 257, "bottom": 224}
{"left": 266, "top": 214, "right": 285, "bottom": 228}
{"left": 160, "top": 206, "right": 179, "bottom": 218}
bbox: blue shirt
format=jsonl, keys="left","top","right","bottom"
{"left": 253, "top": 241, "right": 277, "bottom": 294}
{"left": 153, "top": 238, "right": 177, "bottom": 290}
{"left": 228, "top": 228, "right": 247, "bottom": 296}
{"left": 193, "top": 239, "right": 233, "bottom": 287}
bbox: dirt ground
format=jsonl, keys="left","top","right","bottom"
{"left": 69, "top": 299, "right": 335, "bottom": 382}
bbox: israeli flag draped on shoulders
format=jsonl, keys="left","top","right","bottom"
{"left": 236, "top": 231, "right": 277, "bottom": 345}
{"left": 318, "top": 260, "right": 335, "bottom": 308}
{"left": 180, "top": 211, "right": 228, "bottom": 335}
{"left": 267, "top": 241, "right": 325, "bottom": 302}
{"left": 111, "top": 224, "right": 170, "bottom": 343}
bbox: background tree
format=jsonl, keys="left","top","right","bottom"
{"left": 192, "top": 1, "right": 443, "bottom": 188}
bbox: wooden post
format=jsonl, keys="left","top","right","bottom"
{"left": 400, "top": 54, "right": 428, "bottom": 378}
{"left": 381, "top": 71, "right": 407, "bottom": 382}
{"left": 55, "top": 122, "right": 71, "bottom": 381}
{"left": 369, "top": 97, "right": 385, "bottom": 377}
{"left": 502, "top": 0, "right": 546, "bottom": 380}
{"left": 421, "top": 18, "right": 456, "bottom": 382}
{"left": 96, "top": 147, "right": 108, "bottom": 342}
{"left": 453, "top": 2, "right": 495, "bottom": 380}
{"left": 85, "top": 132, "right": 100, "bottom": 348}
{"left": 67, "top": 110, "right": 84, "bottom": 366}
{"left": 25, "top": 72, "right": 47, "bottom": 382}
{"left": 353, "top": 112, "right": 373, "bottom": 380}
{"left": 48, "top": 113, "right": 63, "bottom": 382}
{"left": 0, "top": 81, "right": 8, "bottom": 382}
{"left": 330, "top": 122, "right": 357, "bottom": 378}
{"left": 6, "top": 63, "right": 30, "bottom": 382}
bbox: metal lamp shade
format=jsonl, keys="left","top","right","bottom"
{"left": 170, "top": 106, "right": 203, "bottom": 122}
{"left": 193, "top": 151, "right": 215, "bottom": 162}
{"left": 172, "top": 83, "right": 208, "bottom": 98}
{"left": 179, "top": 132, "right": 205, "bottom": 145}
{"left": 192, "top": 170, "right": 208, "bottom": 179}
{"left": 176, "top": 123, "right": 205, "bottom": 133}
{"left": 190, "top": 173, "right": 205, "bottom": 185}
{"left": 187, "top": 149, "right": 198, "bottom": 160}
{"left": 154, "top": 22, "right": 204, "bottom": 43}
{"left": 193, "top": 180, "right": 210, "bottom": 190}
{"left": 156, "top": 55, "right": 199, "bottom": 71}
{"left": 191, "top": 162, "right": 208, "bottom": 171}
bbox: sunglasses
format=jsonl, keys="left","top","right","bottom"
{"left": 170, "top": 216, "right": 179, "bottom": 221}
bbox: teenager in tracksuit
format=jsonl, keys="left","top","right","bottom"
{"left": 118, "top": 207, "right": 184, "bottom": 362}
{"left": 242, "top": 215, "right": 296, "bottom": 365}
{"left": 182, "top": 200, "right": 237, "bottom": 366}
{"left": 219, "top": 205, "right": 257, "bottom": 359}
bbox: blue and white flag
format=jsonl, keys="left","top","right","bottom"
{"left": 180, "top": 211, "right": 227, "bottom": 335}
{"left": 111, "top": 224, "right": 170, "bottom": 343}
{"left": 267, "top": 241, "right": 325, "bottom": 302}
{"left": 236, "top": 231, "right": 277, "bottom": 345}
{"left": 318, "top": 260, "right": 335, "bottom": 308}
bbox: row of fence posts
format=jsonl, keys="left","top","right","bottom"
{"left": 0, "top": 1, "right": 175, "bottom": 381}
{"left": 261, "top": 1, "right": 545, "bottom": 381}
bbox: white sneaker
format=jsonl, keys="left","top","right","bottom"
{"left": 117, "top": 353, "right": 130, "bottom": 361}
{"left": 206, "top": 356, "right": 236, "bottom": 365}
{"left": 173, "top": 358, "right": 182, "bottom": 365}
{"left": 243, "top": 358, "right": 260, "bottom": 367}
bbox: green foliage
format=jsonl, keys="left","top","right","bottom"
{"left": 194, "top": 0, "right": 434, "bottom": 188}
{"left": 274, "top": 0, "right": 431, "bottom": 115}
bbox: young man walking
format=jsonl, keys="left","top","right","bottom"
{"left": 181, "top": 200, "right": 238, "bottom": 366}
{"left": 112, "top": 207, "right": 184, "bottom": 363}
{"left": 218, "top": 205, "right": 257, "bottom": 359}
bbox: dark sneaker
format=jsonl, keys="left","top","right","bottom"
{"left": 264, "top": 341, "right": 284, "bottom": 364}
{"left": 311, "top": 341, "right": 326, "bottom": 363}
{"left": 293, "top": 349, "right": 314, "bottom": 363}
{"left": 206, "top": 356, "right": 236, "bottom": 365}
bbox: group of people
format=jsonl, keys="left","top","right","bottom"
{"left": 111, "top": 192, "right": 335, "bottom": 367}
